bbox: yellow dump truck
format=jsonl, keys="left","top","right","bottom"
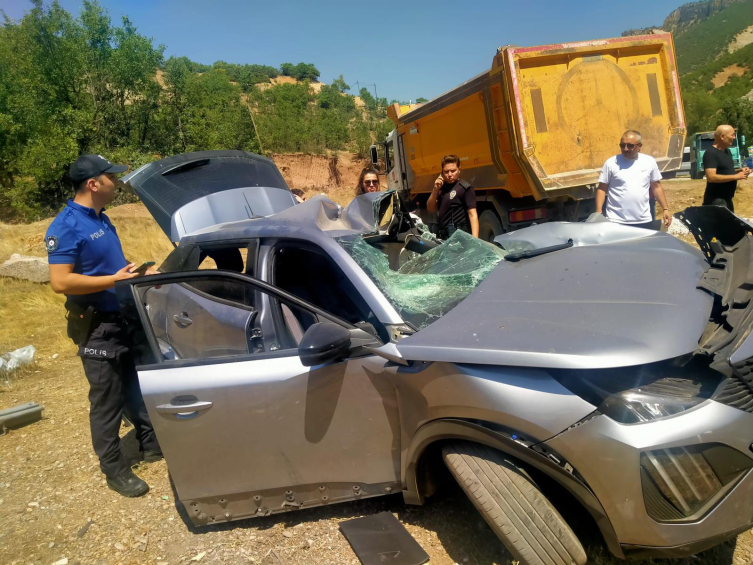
{"left": 378, "top": 33, "right": 686, "bottom": 240}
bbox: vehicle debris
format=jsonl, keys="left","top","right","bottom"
{"left": 339, "top": 512, "right": 429, "bottom": 565}
{"left": 0, "top": 401, "right": 44, "bottom": 434}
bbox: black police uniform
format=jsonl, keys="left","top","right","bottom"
{"left": 46, "top": 196, "right": 159, "bottom": 480}
{"left": 436, "top": 179, "right": 476, "bottom": 239}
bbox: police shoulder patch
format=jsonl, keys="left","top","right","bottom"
{"left": 45, "top": 235, "right": 59, "bottom": 253}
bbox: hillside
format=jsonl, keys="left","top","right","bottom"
{"left": 624, "top": 0, "right": 753, "bottom": 137}
{"left": 0, "top": 2, "right": 393, "bottom": 221}
{"left": 623, "top": 0, "right": 745, "bottom": 37}
{"left": 673, "top": 0, "right": 753, "bottom": 73}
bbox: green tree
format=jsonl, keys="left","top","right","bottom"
{"left": 0, "top": 0, "right": 392, "bottom": 219}
{"left": 719, "top": 98, "right": 753, "bottom": 142}
{"left": 0, "top": 0, "right": 164, "bottom": 218}
{"left": 332, "top": 74, "right": 350, "bottom": 93}
{"left": 416, "top": 97, "right": 428, "bottom": 103}
{"left": 683, "top": 89, "right": 720, "bottom": 136}
{"left": 280, "top": 62, "right": 294, "bottom": 77}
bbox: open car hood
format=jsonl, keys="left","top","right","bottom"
{"left": 395, "top": 219, "right": 715, "bottom": 369}
{"left": 121, "top": 150, "right": 296, "bottom": 242}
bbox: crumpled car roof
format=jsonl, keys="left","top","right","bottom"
{"left": 185, "top": 191, "right": 395, "bottom": 240}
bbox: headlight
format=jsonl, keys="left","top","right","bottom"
{"left": 641, "top": 443, "right": 753, "bottom": 521}
{"left": 601, "top": 389, "right": 706, "bottom": 423}
{"left": 551, "top": 356, "right": 722, "bottom": 424}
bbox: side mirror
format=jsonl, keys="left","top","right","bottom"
{"left": 298, "top": 322, "right": 351, "bottom": 367}
{"left": 369, "top": 145, "right": 379, "bottom": 169}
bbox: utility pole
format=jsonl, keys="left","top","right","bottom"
{"left": 365, "top": 83, "right": 378, "bottom": 101}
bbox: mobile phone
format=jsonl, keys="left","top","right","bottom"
{"left": 131, "top": 261, "right": 155, "bottom": 275}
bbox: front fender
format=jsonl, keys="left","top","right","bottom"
{"left": 402, "top": 418, "right": 623, "bottom": 559}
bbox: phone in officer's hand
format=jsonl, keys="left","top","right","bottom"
{"left": 131, "top": 261, "right": 155, "bottom": 275}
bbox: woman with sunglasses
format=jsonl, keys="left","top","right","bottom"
{"left": 355, "top": 168, "right": 381, "bottom": 196}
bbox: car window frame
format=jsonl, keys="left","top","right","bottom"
{"left": 266, "top": 238, "right": 388, "bottom": 342}
{"left": 118, "top": 270, "right": 369, "bottom": 371}
{"left": 160, "top": 239, "right": 260, "bottom": 274}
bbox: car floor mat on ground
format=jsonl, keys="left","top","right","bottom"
{"left": 338, "top": 511, "right": 429, "bottom": 565}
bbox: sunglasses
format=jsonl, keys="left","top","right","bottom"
{"left": 619, "top": 143, "right": 640, "bottom": 150}
{"left": 363, "top": 180, "right": 380, "bottom": 186}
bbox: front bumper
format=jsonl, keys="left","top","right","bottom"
{"left": 545, "top": 399, "right": 753, "bottom": 555}
{"left": 621, "top": 522, "right": 753, "bottom": 559}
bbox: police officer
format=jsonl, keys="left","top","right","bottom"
{"left": 426, "top": 155, "right": 479, "bottom": 239}
{"left": 45, "top": 154, "right": 161, "bottom": 497}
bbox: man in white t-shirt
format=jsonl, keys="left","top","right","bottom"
{"left": 595, "top": 130, "right": 672, "bottom": 229}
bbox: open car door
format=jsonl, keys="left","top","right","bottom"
{"left": 115, "top": 270, "right": 401, "bottom": 525}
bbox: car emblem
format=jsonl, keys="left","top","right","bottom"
{"left": 45, "top": 235, "right": 58, "bottom": 252}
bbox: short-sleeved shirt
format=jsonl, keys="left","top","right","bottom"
{"left": 436, "top": 180, "right": 476, "bottom": 231}
{"left": 45, "top": 200, "right": 128, "bottom": 312}
{"left": 703, "top": 146, "right": 737, "bottom": 202}
{"left": 598, "top": 153, "right": 662, "bottom": 224}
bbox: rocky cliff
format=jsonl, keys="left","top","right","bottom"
{"left": 623, "top": 0, "right": 745, "bottom": 36}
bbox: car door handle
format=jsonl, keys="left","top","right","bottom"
{"left": 173, "top": 313, "right": 193, "bottom": 326}
{"left": 156, "top": 400, "right": 213, "bottom": 414}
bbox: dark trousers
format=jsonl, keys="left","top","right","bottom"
{"left": 703, "top": 190, "right": 735, "bottom": 213}
{"left": 76, "top": 320, "right": 159, "bottom": 477}
{"left": 438, "top": 222, "right": 470, "bottom": 240}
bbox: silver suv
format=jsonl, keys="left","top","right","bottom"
{"left": 116, "top": 151, "right": 753, "bottom": 565}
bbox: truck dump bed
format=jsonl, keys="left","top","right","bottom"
{"left": 390, "top": 34, "right": 685, "bottom": 201}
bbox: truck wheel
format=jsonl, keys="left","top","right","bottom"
{"left": 442, "top": 442, "right": 586, "bottom": 565}
{"left": 478, "top": 210, "right": 504, "bottom": 242}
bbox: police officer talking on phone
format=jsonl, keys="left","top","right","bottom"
{"left": 426, "top": 155, "right": 479, "bottom": 239}
{"left": 45, "top": 154, "right": 161, "bottom": 497}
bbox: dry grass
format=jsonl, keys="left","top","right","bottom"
{"left": 0, "top": 203, "right": 173, "bottom": 390}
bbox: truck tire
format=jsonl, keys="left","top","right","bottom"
{"left": 478, "top": 210, "right": 505, "bottom": 242}
{"left": 442, "top": 442, "right": 586, "bottom": 565}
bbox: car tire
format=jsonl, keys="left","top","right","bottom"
{"left": 478, "top": 210, "right": 505, "bottom": 242}
{"left": 442, "top": 442, "right": 586, "bottom": 565}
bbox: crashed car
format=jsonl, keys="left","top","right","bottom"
{"left": 116, "top": 150, "right": 753, "bottom": 565}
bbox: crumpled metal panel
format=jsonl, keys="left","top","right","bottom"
{"left": 493, "top": 214, "right": 656, "bottom": 253}
{"left": 397, "top": 226, "right": 713, "bottom": 369}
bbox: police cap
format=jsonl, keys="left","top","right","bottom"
{"left": 69, "top": 155, "right": 128, "bottom": 184}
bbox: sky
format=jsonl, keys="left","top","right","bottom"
{"left": 1, "top": 0, "right": 686, "bottom": 102}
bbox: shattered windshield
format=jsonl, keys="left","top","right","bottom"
{"left": 338, "top": 231, "right": 508, "bottom": 329}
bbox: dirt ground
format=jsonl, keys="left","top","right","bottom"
{"left": 272, "top": 152, "right": 375, "bottom": 204}
{"left": 2, "top": 178, "right": 753, "bottom": 565}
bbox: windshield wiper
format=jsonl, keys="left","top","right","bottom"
{"left": 503, "top": 239, "right": 574, "bottom": 262}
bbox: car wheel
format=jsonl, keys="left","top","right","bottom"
{"left": 442, "top": 442, "right": 586, "bottom": 565}
{"left": 478, "top": 210, "right": 504, "bottom": 242}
